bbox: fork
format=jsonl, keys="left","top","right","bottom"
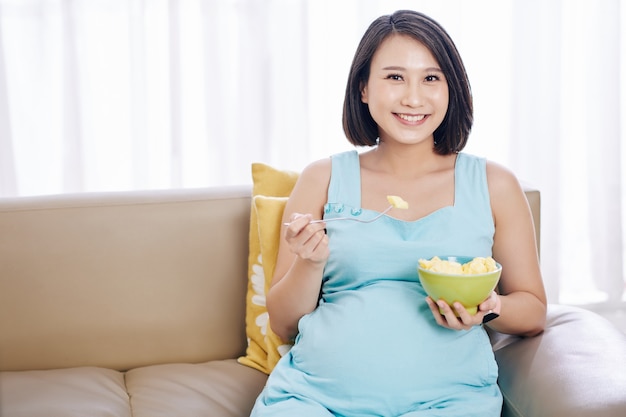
{"left": 283, "top": 205, "right": 393, "bottom": 226}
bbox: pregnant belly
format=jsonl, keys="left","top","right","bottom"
{"left": 289, "top": 281, "right": 496, "bottom": 397}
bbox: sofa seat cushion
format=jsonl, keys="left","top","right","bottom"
{"left": 125, "top": 359, "right": 267, "bottom": 417}
{"left": 0, "top": 366, "right": 130, "bottom": 417}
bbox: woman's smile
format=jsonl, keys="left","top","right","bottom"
{"left": 395, "top": 113, "right": 428, "bottom": 124}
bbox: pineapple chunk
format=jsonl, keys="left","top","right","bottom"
{"left": 462, "top": 257, "right": 497, "bottom": 274}
{"left": 419, "top": 256, "right": 498, "bottom": 274}
{"left": 386, "top": 195, "right": 409, "bottom": 209}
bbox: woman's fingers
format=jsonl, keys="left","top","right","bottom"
{"left": 284, "top": 213, "right": 328, "bottom": 262}
{"left": 426, "top": 297, "right": 481, "bottom": 330}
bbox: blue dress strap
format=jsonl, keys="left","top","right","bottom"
{"left": 327, "top": 150, "right": 361, "bottom": 208}
{"left": 453, "top": 153, "right": 493, "bottom": 230}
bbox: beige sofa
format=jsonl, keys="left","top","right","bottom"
{"left": 1, "top": 184, "right": 625, "bottom": 417}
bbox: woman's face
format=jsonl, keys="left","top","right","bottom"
{"left": 361, "top": 34, "right": 449, "bottom": 147}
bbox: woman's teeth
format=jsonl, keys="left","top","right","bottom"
{"left": 398, "top": 114, "right": 425, "bottom": 122}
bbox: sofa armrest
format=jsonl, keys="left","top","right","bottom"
{"left": 492, "top": 304, "right": 626, "bottom": 417}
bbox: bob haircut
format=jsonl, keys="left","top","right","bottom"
{"left": 342, "top": 10, "right": 473, "bottom": 155}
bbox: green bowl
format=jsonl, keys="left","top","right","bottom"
{"left": 417, "top": 256, "right": 502, "bottom": 315}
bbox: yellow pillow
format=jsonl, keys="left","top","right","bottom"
{"left": 254, "top": 195, "right": 296, "bottom": 370}
{"left": 237, "top": 163, "right": 298, "bottom": 374}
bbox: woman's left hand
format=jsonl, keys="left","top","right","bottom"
{"left": 426, "top": 291, "right": 500, "bottom": 330}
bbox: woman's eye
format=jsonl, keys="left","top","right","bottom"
{"left": 386, "top": 74, "right": 403, "bottom": 81}
{"left": 425, "top": 74, "right": 441, "bottom": 82}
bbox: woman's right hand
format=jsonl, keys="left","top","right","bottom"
{"left": 283, "top": 213, "right": 329, "bottom": 265}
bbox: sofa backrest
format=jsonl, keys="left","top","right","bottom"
{"left": 523, "top": 183, "right": 541, "bottom": 256}
{"left": 0, "top": 186, "right": 252, "bottom": 372}
{"left": 0, "top": 184, "right": 541, "bottom": 372}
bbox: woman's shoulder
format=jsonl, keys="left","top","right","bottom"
{"left": 485, "top": 159, "right": 520, "bottom": 190}
{"left": 457, "top": 152, "right": 519, "bottom": 188}
{"left": 300, "top": 157, "right": 332, "bottom": 180}
{"left": 290, "top": 157, "right": 332, "bottom": 199}
{"left": 456, "top": 152, "right": 523, "bottom": 202}
{"left": 298, "top": 150, "right": 358, "bottom": 183}
{"left": 482, "top": 158, "right": 527, "bottom": 212}
{"left": 285, "top": 157, "right": 332, "bottom": 219}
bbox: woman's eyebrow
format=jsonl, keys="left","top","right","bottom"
{"left": 381, "top": 65, "right": 443, "bottom": 73}
{"left": 381, "top": 65, "right": 406, "bottom": 71}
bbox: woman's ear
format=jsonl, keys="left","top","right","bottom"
{"left": 361, "top": 83, "right": 369, "bottom": 103}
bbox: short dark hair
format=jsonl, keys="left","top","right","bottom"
{"left": 342, "top": 10, "right": 473, "bottom": 155}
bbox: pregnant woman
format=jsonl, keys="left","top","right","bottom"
{"left": 250, "top": 9, "right": 546, "bottom": 417}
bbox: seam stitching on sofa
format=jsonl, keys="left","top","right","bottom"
{"left": 123, "top": 371, "right": 134, "bottom": 417}
{"left": 501, "top": 389, "right": 524, "bottom": 417}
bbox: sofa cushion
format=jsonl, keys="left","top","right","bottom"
{"left": 238, "top": 164, "right": 298, "bottom": 374}
{"left": 125, "top": 359, "right": 267, "bottom": 417}
{"left": 0, "top": 367, "right": 130, "bottom": 417}
{"left": 496, "top": 304, "right": 626, "bottom": 417}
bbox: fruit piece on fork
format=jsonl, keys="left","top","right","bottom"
{"left": 386, "top": 195, "right": 409, "bottom": 209}
{"left": 283, "top": 195, "right": 408, "bottom": 226}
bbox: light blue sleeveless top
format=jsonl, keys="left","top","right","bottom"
{"left": 252, "top": 150, "right": 502, "bottom": 417}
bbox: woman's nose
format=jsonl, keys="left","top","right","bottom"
{"left": 401, "top": 84, "right": 423, "bottom": 107}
